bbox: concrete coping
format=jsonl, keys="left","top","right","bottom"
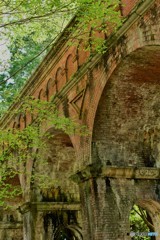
{"left": 71, "top": 165, "right": 160, "bottom": 183}
{"left": 18, "top": 202, "right": 81, "bottom": 214}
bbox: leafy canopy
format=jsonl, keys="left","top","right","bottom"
{"left": 0, "top": 0, "right": 121, "bottom": 114}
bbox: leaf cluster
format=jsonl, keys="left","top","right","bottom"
{"left": 0, "top": 97, "right": 87, "bottom": 206}
{"left": 130, "top": 205, "right": 153, "bottom": 240}
{"left": 0, "top": 0, "right": 122, "bottom": 114}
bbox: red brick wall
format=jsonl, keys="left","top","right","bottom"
{"left": 80, "top": 177, "right": 158, "bottom": 240}
{"left": 92, "top": 47, "right": 160, "bottom": 168}
{"left": 2, "top": 2, "right": 160, "bottom": 239}
{"left": 121, "top": 0, "right": 140, "bottom": 16}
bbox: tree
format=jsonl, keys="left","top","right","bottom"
{"left": 0, "top": 97, "right": 87, "bottom": 207}
{"left": 0, "top": 0, "right": 120, "bottom": 207}
{"left": 0, "top": 0, "right": 121, "bottom": 115}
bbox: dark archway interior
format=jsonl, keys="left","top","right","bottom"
{"left": 33, "top": 129, "right": 79, "bottom": 203}
{"left": 92, "top": 46, "right": 160, "bottom": 168}
{"left": 43, "top": 211, "right": 82, "bottom": 240}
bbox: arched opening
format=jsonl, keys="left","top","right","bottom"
{"left": 44, "top": 211, "right": 83, "bottom": 240}
{"left": 31, "top": 128, "right": 82, "bottom": 239}
{"left": 19, "top": 114, "right": 26, "bottom": 130}
{"left": 56, "top": 67, "right": 66, "bottom": 92}
{"left": 38, "top": 88, "right": 46, "bottom": 100}
{"left": 47, "top": 77, "right": 56, "bottom": 101}
{"left": 12, "top": 121, "right": 17, "bottom": 129}
{"left": 77, "top": 41, "right": 90, "bottom": 67}
{"left": 2, "top": 169, "right": 22, "bottom": 204}
{"left": 92, "top": 46, "right": 160, "bottom": 168}
{"left": 53, "top": 224, "right": 83, "bottom": 240}
{"left": 65, "top": 54, "right": 77, "bottom": 81}
{"left": 129, "top": 204, "right": 156, "bottom": 239}
{"left": 32, "top": 128, "right": 80, "bottom": 203}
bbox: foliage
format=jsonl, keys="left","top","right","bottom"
{"left": 0, "top": 0, "right": 121, "bottom": 207}
{"left": 0, "top": 0, "right": 72, "bottom": 114}
{"left": 0, "top": 36, "right": 49, "bottom": 114}
{"left": 0, "top": 97, "right": 87, "bottom": 207}
{"left": 0, "top": 0, "right": 121, "bottom": 114}
{"left": 75, "top": 0, "right": 121, "bottom": 46}
{"left": 130, "top": 205, "right": 154, "bottom": 240}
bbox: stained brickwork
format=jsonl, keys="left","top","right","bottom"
{"left": 0, "top": 1, "right": 160, "bottom": 240}
{"left": 121, "top": 0, "right": 140, "bottom": 16}
{"left": 93, "top": 46, "right": 160, "bottom": 168}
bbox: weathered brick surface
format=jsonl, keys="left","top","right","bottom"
{"left": 0, "top": 211, "right": 23, "bottom": 240}
{"left": 80, "top": 177, "right": 160, "bottom": 240}
{"left": 121, "top": 0, "right": 140, "bottom": 16}
{"left": 93, "top": 47, "right": 160, "bottom": 168}
{"left": 1, "top": 1, "right": 160, "bottom": 239}
{"left": 81, "top": 1, "right": 160, "bottom": 166}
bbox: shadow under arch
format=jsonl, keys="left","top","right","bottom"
{"left": 53, "top": 224, "right": 83, "bottom": 240}
{"left": 65, "top": 54, "right": 77, "bottom": 82}
{"left": 91, "top": 45, "right": 160, "bottom": 168}
{"left": 55, "top": 67, "right": 66, "bottom": 92}
{"left": 44, "top": 211, "right": 83, "bottom": 240}
{"left": 33, "top": 127, "right": 80, "bottom": 203}
{"left": 32, "top": 127, "right": 83, "bottom": 240}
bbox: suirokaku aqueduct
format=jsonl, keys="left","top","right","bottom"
{"left": 0, "top": 0, "right": 160, "bottom": 239}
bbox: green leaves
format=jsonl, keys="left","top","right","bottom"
{"left": 0, "top": 98, "right": 88, "bottom": 206}
{"left": 0, "top": 0, "right": 121, "bottom": 206}
{"left": 130, "top": 205, "right": 154, "bottom": 240}
{"left": 0, "top": 0, "right": 122, "bottom": 114}
{"left": 0, "top": 0, "right": 74, "bottom": 113}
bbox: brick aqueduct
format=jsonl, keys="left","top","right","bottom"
{"left": 0, "top": 0, "right": 160, "bottom": 239}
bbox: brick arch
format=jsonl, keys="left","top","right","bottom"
{"left": 46, "top": 77, "right": 56, "bottom": 100}
{"left": 14, "top": 114, "right": 21, "bottom": 129}
{"left": 19, "top": 114, "right": 26, "bottom": 130}
{"left": 38, "top": 88, "right": 46, "bottom": 100}
{"left": 135, "top": 200, "right": 160, "bottom": 235}
{"left": 4, "top": 170, "right": 21, "bottom": 187}
{"left": 25, "top": 110, "right": 32, "bottom": 126}
{"left": 4, "top": 169, "right": 23, "bottom": 202}
{"left": 12, "top": 121, "right": 17, "bottom": 129}
{"left": 77, "top": 40, "right": 90, "bottom": 67}
{"left": 38, "top": 89, "right": 42, "bottom": 99}
{"left": 55, "top": 67, "right": 66, "bottom": 92}
{"left": 89, "top": 43, "right": 160, "bottom": 136}
{"left": 78, "top": 18, "right": 160, "bottom": 163}
{"left": 53, "top": 224, "right": 83, "bottom": 240}
{"left": 83, "top": 6, "right": 160, "bottom": 148}
{"left": 30, "top": 128, "right": 83, "bottom": 239}
{"left": 32, "top": 127, "right": 80, "bottom": 202}
{"left": 10, "top": 116, "right": 20, "bottom": 129}
{"left": 65, "top": 54, "right": 77, "bottom": 81}
{"left": 91, "top": 46, "right": 160, "bottom": 168}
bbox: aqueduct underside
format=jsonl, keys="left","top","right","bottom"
{"left": 0, "top": 0, "right": 160, "bottom": 239}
